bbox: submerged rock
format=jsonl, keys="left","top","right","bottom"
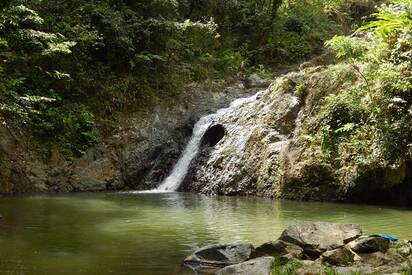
{"left": 279, "top": 221, "right": 362, "bottom": 257}
{"left": 183, "top": 242, "right": 254, "bottom": 272}
{"left": 216, "top": 256, "right": 275, "bottom": 275}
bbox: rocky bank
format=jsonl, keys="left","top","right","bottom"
{"left": 183, "top": 221, "right": 412, "bottom": 275}
{"left": 0, "top": 80, "right": 260, "bottom": 194}
{"left": 1, "top": 58, "right": 411, "bottom": 206}
{"left": 182, "top": 62, "right": 412, "bottom": 206}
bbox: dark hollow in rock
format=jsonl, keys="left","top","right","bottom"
{"left": 201, "top": 124, "right": 226, "bottom": 147}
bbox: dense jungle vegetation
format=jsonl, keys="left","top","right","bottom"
{"left": 294, "top": 0, "right": 412, "bottom": 192}
{"left": 0, "top": 0, "right": 376, "bottom": 158}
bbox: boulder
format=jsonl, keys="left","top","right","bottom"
{"left": 348, "top": 236, "right": 390, "bottom": 253}
{"left": 216, "top": 256, "right": 275, "bottom": 275}
{"left": 388, "top": 240, "right": 412, "bottom": 257}
{"left": 183, "top": 242, "right": 254, "bottom": 272}
{"left": 333, "top": 265, "right": 386, "bottom": 274}
{"left": 245, "top": 73, "right": 271, "bottom": 88}
{"left": 295, "top": 261, "right": 324, "bottom": 275}
{"left": 373, "top": 262, "right": 411, "bottom": 274}
{"left": 252, "top": 240, "right": 304, "bottom": 259}
{"left": 321, "top": 246, "right": 355, "bottom": 266}
{"left": 360, "top": 251, "right": 394, "bottom": 267}
{"left": 279, "top": 221, "right": 362, "bottom": 257}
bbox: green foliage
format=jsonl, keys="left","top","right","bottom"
{"left": 0, "top": 0, "right": 370, "bottom": 157}
{"left": 271, "top": 257, "right": 302, "bottom": 275}
{"left": 358, "top": 2, "right": 412, "bottom": 39}
{"left": 0, "top": 2, "right": 98, "bottom": 157}
{"left": 326, "top": 36, "right": 367, "bottom": 60}
{"left": 294, "top": 83, "right": 308, "bottom": 99}
{"left": 259, "top": 0, "right": 340, "bottom": 63}
{"left": 403, "top": 263, "right": 412, "bottom": 275}
{"left": 31, "top": 103, "right": 99, "bottom": 158}
{"left": 301, "top": 0, "right": 412, "bottom": 186}
{"left": 254, "top": 65, "right": 277, "bottom": 80}
{"left": 324, "top": 267, "right": 340, "bottom": 275}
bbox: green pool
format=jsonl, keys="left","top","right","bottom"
{"left": 0, "top": 192, "right": 411, "bottom": 274}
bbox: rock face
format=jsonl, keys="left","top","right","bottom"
{"left": 182, "top": 67, "right": 344, "bottom": 199}
{"left": 245, "top": 73, "right": 271, "bottom": 89}
{"left": 279, "top": 221, "right": 362, "bottom": 257}
{"left": 216, "top": 257, "right": 275, "bottom": 275}
{"left": 183, "top": 76, "right": 301, "bottom": 196}
{"left": 181, "top": 64, "right": 412, "bottom": 206}
{"left": 183, "top": 222, "right": 412, "bottom": 275}
{"left": 183, "top": 242, "right": 254, "bottom": 272}
{"left": 0, "top": 81, "right": 255, "bottom": 194}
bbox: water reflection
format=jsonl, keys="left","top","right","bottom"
{"left": 0, "top": 193, "right": 411, "bottom": 275}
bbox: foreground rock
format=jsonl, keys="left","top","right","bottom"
{"left": 388, "top": 239, "right": 412, "bottom": 257}
{"left": 348, "top": 236, "right": 390, "bottom": 253}
{"left": 183, "top": 222, "right": 412, "bottom": 274}
{"left": 321, "top": 246, "right": 356, "bottom": 266}
{"left": 252, "top": 240, "right": 304, "bottom": 259}
{"left": 183, "top": 242, "right": 254, "bottom": 273}
{"left": 216, "top": 257, "right": 275, "bottom": 275}
{"left": 279, "top": 221, "right": 362, "bottom": 257}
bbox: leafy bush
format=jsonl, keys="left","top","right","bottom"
{"left": 31, "top": 103, "right": 99, "bottom": 158}
{"left": 301, "top": 0, "right": 412, "bottom": 186}
{"left": 326, "top": 36, "right": 367, "bottom": 60}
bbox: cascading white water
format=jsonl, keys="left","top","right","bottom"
{"left": 153, "top": 92, "right": 261, "bottom": 192}
{"left": 156, "top": 116, "right": 212, "bottom": 192}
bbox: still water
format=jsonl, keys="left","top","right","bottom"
{"left": 0, "top": 192, "right": 411, "bottom": 275}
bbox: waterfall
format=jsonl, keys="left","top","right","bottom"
{"left": 153, "top": 92, "right": 261, "bottom": 192}
{"left": 156, "top": 116, "right": 213, "bottom": 191}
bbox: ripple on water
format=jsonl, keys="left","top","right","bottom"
{"left": 0, "top": 193, "right": 412, "bottom": 275}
